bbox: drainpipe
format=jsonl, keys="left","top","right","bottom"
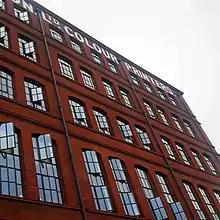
{"left": 36, "top": 9, "right": 87, "bottom": 220}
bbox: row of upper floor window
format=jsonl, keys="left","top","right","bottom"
{"left": 0, "top": 5, "right": 183, "bottom": 109}
{"left": 1, "top": 67, "right": 218, "bottom": 176}
{"left": 0, "top": 123, "right": 219, "bottom": 219}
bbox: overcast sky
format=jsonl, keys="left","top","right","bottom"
{"left": 35, "top": 0, "right": 220, "bottom": 153}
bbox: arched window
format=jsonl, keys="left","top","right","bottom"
{"left": 83, "top": 149, "right": 113, "bottom": 211}
{"left": 0, "top": 122, "right": 23, "bottom": 197}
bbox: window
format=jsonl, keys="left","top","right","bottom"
{"left": 136, "top": 168, "right": 169, "bottom": 220}
{"left": 183, "top": 183, "right": 206, "bottom": 220}
{"left": 109, "top": 158, "right": 140, "bottom": 216}
{"left": 69, "top": 99, "right": 88, "bottom": 127}
{"left": 176, "top": 143, "right": 190, "bottom": 165}
{"left": 158, "top": 108, "right": 169, "bottom": 125}
{"left": 214, "top": 191, "right": 220, "bottom": 204}
{"left": 198, "top": 187, "right": 219, "bottom": 220}
{"left": 50, "top": 28, "right": 63, "bottom": 43}
{"left": 158, "top": 88, "right": 167, "bottom": 100}
{"left": 161, "top": 137, "right": 176, "bottom": 160}
{"left": 117, "top": 118, "right": 134, "bottom": 144}
{"left": 191, "top": 150, "right": 205, "bottom": 171}
{"left": 130, "top": 74, "right": 139, "bottom": 86}
{"left": 144, "top": 101, "right": 156, "bottom": 119}
{"left": 0, "top": 25, "right": 9, "bottom": 48}
{"left": 0, "top": 0, "right": 5, "bottom": 10}
{"left": 136, "top": 168, "right": 154, "bottom": 199}
{"left": 108, "top": 61, "right": 118, "bottom": 73}
{"left": 93, "top": 109, "right": 111, "bottom": 135}
{"left": 18, "top": 35, "right": 37, "bottom": 62}
{"left": 149, "top": 197, "right": 169, "bottom": 220}
{"left": 184, "top": 120, "right": 196, "bottom": 138}
{"left": 156, "top": 174, "right": 174, "bottom": 204}
{"left": 172, "top": 115, "right": 183, "bottom": 132}
{"left": 135, "top": 126, "right": 151, "bottom": 150}
{"left": 33, "top": 134, "right": 62, "bottom": 204}
{"left": 120, "top": 88, "right": 133, "bottom": 107}
{"left": 0, "top": 122, "right": 23, "bottom": 197}
{"left": 169, "top": 94, "right": 178, "bottom": 106}
{"left": 71, "top": 39, "right": 83, "bottom": 53}
{"left": 80, "top": 68, "right": 95, "bottom": 90}
{"left": 24, "top": 80, "right": 46, "bottom": 111}
{"left": 91, "top": 51, "right": 102, "bottom": 65}
{"left": 144, "top": 81, "right": 153, "bottom": 93}
{"left": 58, "top": 57, "right": 74, "bottom": 79}
{"left": 14, "top": 6, "right": 30, "bottom": 24}
{"left": 83, "top": 150, "right": 113, "bottom": 211}
{"left": 204, "top": 155, "right": 217, "bottom": 175}
{"left": 102, "top": 80, "right": 116, "bottom": 100}
{"left": 0, "top": 69, "right": 13, "bottom": 99}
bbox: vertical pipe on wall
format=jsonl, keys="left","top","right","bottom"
{"left": 36, "top": 9, "right": 87, "bottom": 220}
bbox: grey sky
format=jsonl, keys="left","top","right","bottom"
{"left": 35, "top": 0, "right": 220, "bottom": 153}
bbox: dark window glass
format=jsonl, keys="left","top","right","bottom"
{"left": 203, "top": 155, "right": 217, "bottom": 175}
{"left": 69, "top": 99, "right": 88, "bottom": 127}
{"left": 161, "top": 137, "right": 176, "bottom": 160}
{"left": 102, "top": 80, "right": 116, "bottom": 100}
{"left": 158, "top": 88, "right": 167, "bottom": 100}
{"left": 144, "top": 81, "right": 153, "bottom": 93}
{"left": 130, "top": 74, "right": 139, "bottom": 86}
{"left": 0, "top": 25, "right": 9, "bottom": 48}
{"left": 18, "top": 35, "right": 37, "bottom": 62}
{"left": 120, "top": 88, "right": 132, "bottom": 107}
{"left": 191, "top": 150, "right": 205, "bottom": 171}
{"left": 0, "top": 69, "right": 13, "bottom": 99}
{"left": 93, "top": 109, "right": 111, "bottom": 135}
{"left": 91, "top": 51, "right": 102, "bottom": 65}
{"left": 50, "top": 29, "right": 63, "bottom": 43}
{"left": 169, "top": 94, "right": 178, "bottom": 106}
{"left": 117, "top": 118, "right": 134, "bottom": 143}
{"left": 158, "top": 108, "right": 169, "bottom": 125}
{"left": 80, "top": 68, "right": 95, "bottom": 90}
{"left": 14, "top": 6, "right": 30, "bottom": 24}
{"left": 176, "top": 143, "right": 190, "bottom": 165}
{"left": 0, "top": 122, "right": 23, "bottom": 197}
{"left": 144, "top": 101, "right": 156, "bottom": 119}
{"left": 135, "top": 126, "right": 151, "bottom": 150}
{"left": 24, "top": 80, "right": 46, "bottom": 111}
{"left": 58, "top": 57, "right": 74, "bottom": 79}
{"left": 71, "top": 39, "right": 83, "bottom": 54}
{"left": 33, "top": 134, "right": 62, "bottom": 204}
{"left": 108, "top": 61, "right": 118, "bottom": 73}
{"left": 183, "top": 120, "right": 196, "bottom": 137}
{"left": 172, "top": 115, "right": 184, "bottom": 132}
{"left": 83, "top": 150, "right": 113, "bottom": 211}
{"left": 0, "top": 0, "right": 5, "bottom": 10}
{"left": 109, "top": 158, "right": 140, "bottom": 216}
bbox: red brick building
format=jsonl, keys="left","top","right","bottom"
{"left": 0, "top": 0, "right": 219, "bottom": 219}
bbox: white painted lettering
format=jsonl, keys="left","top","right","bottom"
{"left": 23, "top": 0, "right": 34, "bottom": 13}
{"left": 93, "top": 43, "right": 102, "bottom": 53}
{"left": 12, "top": 0, "right": 21, "bottom": 4}
{"left": 101, "top": 48, "right": 111, "bottom": 59}
{"left": 125, "top": 62, "right": 132, "bottom": 70}
{"left": 74, "top": 32, "right": 84, "bottom": 43}
{"left": 110, "top": 53, "right": 119, "bottom": 64}
{"left": 64, "top": 26, "right": 74, "bottom": 37}
{"left": 41, "top": 11, "right": 52, "bottom": 24}
{"left": 84, "top": 37, "right": 94, "bottom": 49}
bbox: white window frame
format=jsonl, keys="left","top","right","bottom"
{"left": 58, "top": 58, "right": 74, "bottom": 79}
{"left": 50, "top": 28, "right": 63, "bottom": 43}
{"left": 0, "top": 26, "right": 9, "bottom": 48}
{"left": 81, "top": 69, "right": 95, "bottom": 90}
{"left": 144, "top": 102, "right": 155, "bottom": 119}
{"left": 14, "top": 7, "right": 30, "bottom": 23}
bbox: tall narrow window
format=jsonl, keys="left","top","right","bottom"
{"left": 0, "top": 0, "right": 5, "bottom": 10}
{"left": 80, "top": 68, "right": 95, "bottom": 90}
{"left": 204, "top": 155, "right": 217, "bottom": 175}
{"left": 71, "top": 39, "right": 83, "bottom": 54}
{"left": 169, "top": 94, "right": 178, "bottom": 106}
{"left": 183, "top": 183, "right": 206, "bottom": 220}
{"left": 191, "top": 150, "right": 205, "bottom": 171}
{"left": 130, "top": 74, "right": 139, "bottom": 86}
{"left": 91, "top": 50, "right": 102, "bottom": 65}
{"left": 0, "top": 69, "right": 13, "bottom": 99}
{"left": 93, "top": 109, "right": 111, "bottom": 135}
{"left": 69, "top": 98, "right": 88, "bottom": 127}
{"left": 184, "top": 120, "right": 196, "bottom": 137}
{"left": 214, "top": 191, "right": 220, "bottom": 204}
{"left": 33, "top": 134, "right": 62, "bottom": 204}
{"left": 158, "top": 88, "right": 167, "bottom": 100}
{"left": 108, "top": 61, "right": 118, "bottom": 74}
{"left": 144, "top": 101, "right": 156, "bottom": 119}
{"left": 14, "top": 6, "right": 30, "bottom": 24}
{"left": 109, "top": 158, "right": 140, "bottom": 216}
{"left": 120, "top": 88, "right": 133, "bottom": 107}
{"left": 156, "top": 174, "right": 174, "bottom": 204}
{"left": 0, "top": 25, "right": 9, "bottom": 48}
{"left": 198, "top": 187, "right": 219, "bottom": 220}
{"left": 176, "top": 143, "right": 190, "bottom": 165}
{"left": 50, "top": 28, "right": 63, "bottom": 43}
{"left": 135, "top": 126, "right": 151, "bottom": 150}
{"left": 83, "top": 150, "right": 113, "bottom": 211}
{"left": 161, "top": 137, "right": 176, "bottom": 160}
{"left": 144, "top": 81, "right": 153, "bottom": 93}
{"left": 18, "top": 35, "right": 37, "bottom": 62}
{"left": 58, "top": 57, "right": 74, "bottom": 79}
{"left": 172, "top": 115, "right": 183, "bottom": 132}
{"left": 158, "top": 108, "right": 169, "bottom": 125}
{"left": 102, "top": 80, "right": 116, "bottom": 100}
{"left": 24, "top": 80, "right": 46, "bottom": 111}
{"left": 0, "top": 122, "right": 23, "bottom": 197}
{"left": 117, "top": 118, "right": 134, "bottom": 144}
